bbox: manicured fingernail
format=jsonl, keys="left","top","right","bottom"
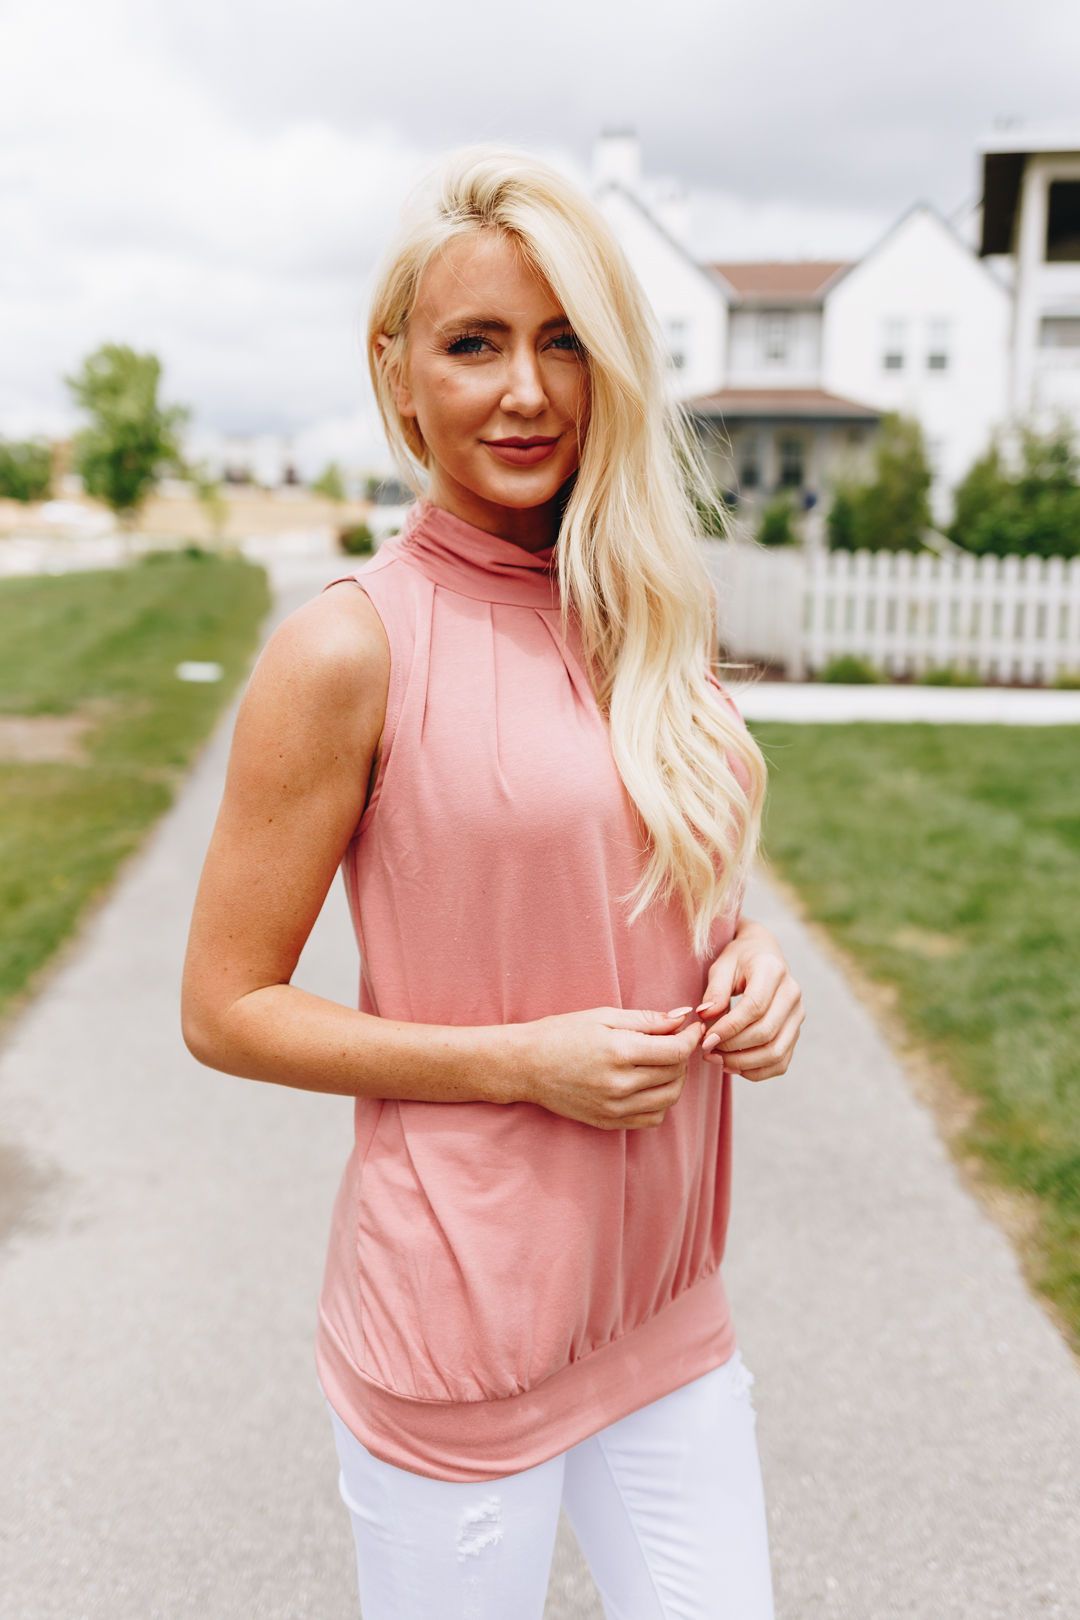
{"left": 666, "top": 1006, "right": 693, "bottom": 1017}
{"left": 702, "top": 1034, "right": 720, "bottom": 1052}
{"left": 696, "top": 1000, "right": 717, "bottom": 1014}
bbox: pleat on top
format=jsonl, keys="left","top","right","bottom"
{"left": 313, "top": 495, "right": 746, "bottom": 1482}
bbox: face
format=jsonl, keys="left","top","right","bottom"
{"left": 375, "top": 230, "right": 590, "bottom": 550}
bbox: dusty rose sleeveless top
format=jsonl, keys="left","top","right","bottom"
{"left": 314, "top": 496, "right": 748, "bottom": 1481}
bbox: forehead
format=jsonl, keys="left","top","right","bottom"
{"left": 412, "top": 231, "right": 563, "bottom": 327}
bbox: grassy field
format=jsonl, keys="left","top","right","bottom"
{"left": 0, "top": 551, "right": 270, "bottom": 1023}
{"left": 751, "top": 718, "right": 1080, "bottom": 1354}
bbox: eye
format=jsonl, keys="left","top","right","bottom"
{"left": 552, "top": 331, "right": 584, "bottom": 352}
{"left": 446, "top": 330, "right": 489, "bottom": 356}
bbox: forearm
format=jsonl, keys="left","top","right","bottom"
{"left": 185, "top": 980, "right": 532, "bottom": 1105}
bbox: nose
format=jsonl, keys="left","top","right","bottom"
{"left": 499, "top": 342, "right": 549, "bottom": 418}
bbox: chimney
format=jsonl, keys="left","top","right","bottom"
{"left": 591, "top": 127, "right": 642, "bottom": 194}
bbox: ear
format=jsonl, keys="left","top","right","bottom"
{"left": 374, "top": 332, "right": 417, "bottom": 420}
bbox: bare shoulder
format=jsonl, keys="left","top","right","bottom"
{"left": 233, "top": 580, "right": 391, "bottom": 784}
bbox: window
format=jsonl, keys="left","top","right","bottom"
{"left": 758, "top": 311, "right": 791, "bottom": 363}
{"left": 778, "top": 435, "right": 804, "bottom": 488}
{"left": 739, "top": 432, "right": 762, "bottom": 490}
{"left": 1046, "top": 181, "right": 1080, "bottom": 263}
{"left": 665, "top": 316, "right": 688, "bottom": 370}
{"left": 882, "top": 317, "right": 906, "bottom": 371}
{"left": 926, "top": 317, "right": 950, "bottom": 371}
{"left": 1038, "top": 315, "right": 1080, "bottom": 348}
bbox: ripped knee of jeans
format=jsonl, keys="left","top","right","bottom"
{"left": 728, "top": 1351, "right": 758, "bottom": 1414}
{"left": 456, "top": 1495, "right": 503, "bottom": 1562}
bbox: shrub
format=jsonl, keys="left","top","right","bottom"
{"left": 0, "top": 436, "right": 54, "bottom": 502}
{"left": 818, "top": 654, "right": 883, "bottom": 684}
{"left": 919, "top": 665, "right": 982, "bottom": 686}
{"left": 757, "top": 492, "right": 800, "bottom": 547}
{"left": 826, "top": 412, "right": 933, "bottom": 552}
{"left": 948, "top": 413, "right": 1080, "bottom": 558}
{"left": 338, "top": 522, "right": 374, "bottom": 556}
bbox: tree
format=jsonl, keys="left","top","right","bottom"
{"left": 826, "top": 483, "right": 859, "bottom": 551}
{"left": 312, "top": 461, "right": 347, "bottom": 501}
{"left": 757, "top": 492, "right": 800, "bottom": 547}
{"left": 835, "top": 412, "right": 932, "bottom": 551}
{"left": 948, "top": 413, "right": 1080, "bottom": 558}
{"left": 63, "top": 343, "right": 190, "bottom": 528}
{"left": 0, "top": 437, "right": 54, "bottom": 502}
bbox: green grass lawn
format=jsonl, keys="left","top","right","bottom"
{"left": 0, "top": 551, "right": 270, "bottom": 1022}
{"left": 752, "top": 719, "right": 1080, "bottom": 1353}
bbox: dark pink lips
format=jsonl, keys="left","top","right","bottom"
{"left": 482, "top": 436, "right": 561, "bottom": 468}
{"left": 485, "top": 436, "right": 558, "bottom": 447}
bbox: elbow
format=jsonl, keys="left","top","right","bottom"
{"left": 180, "top": 996, "right": 226, "bottom": 1071}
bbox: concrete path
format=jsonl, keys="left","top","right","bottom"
{"left": 1, "top": 555, "right": 1077, "bottom": 1619}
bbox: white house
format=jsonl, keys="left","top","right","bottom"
{"left": 591, "top": 128, "right": 727, "bottom": 408}
{"left": 820, "top": 201, "right": 1011, "bottom": 525}
{"left": 978, "top": 124, "right": 1080, "bottom": 433}
{"left": 590, "top": 128, "right": 1027, "bottom": 538}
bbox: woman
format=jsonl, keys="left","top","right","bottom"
{"left": 181, "top": 143, "right": 805, "bottom": 1619}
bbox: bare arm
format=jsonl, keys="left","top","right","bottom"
{"left": 180, "top": 582, "right": 528, "bottom": 1105}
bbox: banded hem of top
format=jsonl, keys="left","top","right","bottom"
{"left": 313, "top": 1262, "right": 737, "bottom": 1483}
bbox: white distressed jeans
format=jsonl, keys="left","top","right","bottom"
{"left": 324, "top": 1346, "right": 775, "bottom": 1619}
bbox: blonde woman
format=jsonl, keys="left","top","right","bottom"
{"left": 182, "top": 144, "right": 805, "bottom": 1618}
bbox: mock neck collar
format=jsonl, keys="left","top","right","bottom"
{"left": 392, "top": 497, "right": 560, "bottom": 608}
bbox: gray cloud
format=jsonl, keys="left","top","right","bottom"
{"left": 2, "top": 0, "right": 1073, "bottom": 469}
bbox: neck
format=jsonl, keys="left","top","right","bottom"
{"left": 425, "top": 470, "right": 569, "bottom": 554}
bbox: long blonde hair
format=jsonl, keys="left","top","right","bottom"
{"left": 366, "top": 143, "right": 768, "bottom": 960}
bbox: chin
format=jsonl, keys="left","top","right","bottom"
{"left": 468, "top": 464, "right": 579, "bottom": 511}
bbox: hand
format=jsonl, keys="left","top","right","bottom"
{"left": 516, "top": 1006, "right": 705, "bottom": 1130}
{"left": 695, "top": 919, "right": 805, "bottom": 1081}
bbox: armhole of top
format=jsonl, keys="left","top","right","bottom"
{"left": 321, "top": 572, "right": 404, "bottom": 842}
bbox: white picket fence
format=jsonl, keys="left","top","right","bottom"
{"left": 702, "top": 541, "right": 1080, "bottom": 684}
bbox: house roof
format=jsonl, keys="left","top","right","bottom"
{"left": 593, "top": 178, "right": 728, "bottom": 296}
{"left": 703, "top": 261, "right": 853, "bottom": 303}
{"left": 684, "top": 386, "right": 881, "bottom": 422}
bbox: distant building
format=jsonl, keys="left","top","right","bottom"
{"left": 978, "top": 124, "right": 1080, "bottom": 433}
{"left": 590, "top": 126, "right": 1066, "bottom": 538}
{"left": 186, "top": 431, "right": 302, "bottom": 489}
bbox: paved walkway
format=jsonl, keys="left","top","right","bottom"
{"left": 1, "top": 557, "right": 1077, "bottom": 1619}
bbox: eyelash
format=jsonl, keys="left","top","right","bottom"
{"left": 445, "top": 330, "right": 584, "bottom": 356}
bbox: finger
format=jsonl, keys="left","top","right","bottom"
{"left": 608, "top": 1007, "right": 696, "bottom": 1032}
{"left": 705, "top": 1003, "right": 803, "bottom": 1072}
{"left": 704, "top": 982, "right": 801, "bottom": 1056}
{"left": 610, "top": 1077, "right": 685, "bottom": 1115}
{"left": 703, "top": 960, "right": 786, "bottom": 1044}
{"left": 696, "top": 952, "right": 739, "bottom": 1018}
{"left": 623, "top": 1021, "right": 704, "bottom": 1069}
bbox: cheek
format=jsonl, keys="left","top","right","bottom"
{"left": 414, "top": 366, "right": 490, "bottom": 435}
{"left": 561, "top": 368, "right": 590, "bottom": 430}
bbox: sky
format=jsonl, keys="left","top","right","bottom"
{"left": 2, "top": 0, "right": 1076, "bottom": 478}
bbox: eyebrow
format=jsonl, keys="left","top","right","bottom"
{"left": 436, "top": 314, "right": 573, "bottom": 335}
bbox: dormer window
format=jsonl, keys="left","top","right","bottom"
{"left": 758, "top": 311, "right": 791, "bottom": 363}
